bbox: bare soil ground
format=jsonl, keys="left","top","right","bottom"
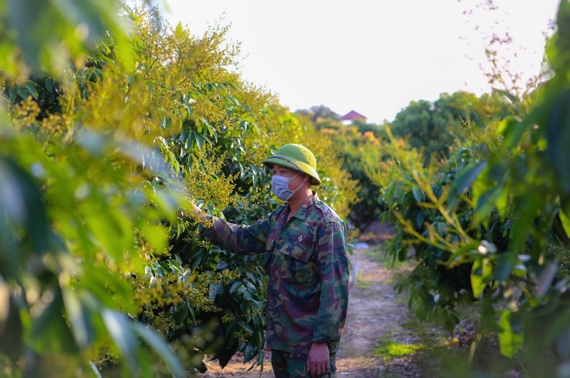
{"left": 196, "top": 222, "right": 425, "bottom": 377}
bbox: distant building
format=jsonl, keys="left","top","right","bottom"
{"left": 341, "top": 110, "right": 367, "bottom": 125}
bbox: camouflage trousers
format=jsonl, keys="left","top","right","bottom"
{"left": 271, "top": 349, "right": 336, "bottom": 378}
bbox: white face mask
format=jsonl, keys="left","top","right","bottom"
{"left": 271, "top": 173, "right": 302, "bottom": 201}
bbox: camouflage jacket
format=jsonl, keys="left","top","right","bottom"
{"left": 202, "top": 193, "right": 349, "bottom": 354}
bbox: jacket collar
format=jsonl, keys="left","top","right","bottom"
{"left": 289, "top": 191, "right": 318, "bottom": 221}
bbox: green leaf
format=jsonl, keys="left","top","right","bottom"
{"left": 447, "top": 161, "right": 487, "bottom": 211}
{"left": 415, "top": 212, "right": 425, "bottom": 228}
{"left": 546, "top": 90, "right": 570, "bottom": 203}
{"left": 0, "top": 283, "right": 23, "bottom": 362}
{"left": 216, "top": 260, "right": 229, "bottom": 269}
{"left": 0, "top": 156, "right": 50, "bottom": 262}
{"left": 240, "top": 322, "right": 253, "bottom": 334}
{"left": 25, "top": 82, "right": 39, "bottom": 99}
{"left": 509, "top": 199, "right": 538, "bottom": 255}
{"left": 500, "top": 96, "right": 549, "bottom": 150}
{"left": 140, "top": 223, "right": 169, "bottom": 253}
{"left": 545, "top": 308, "right": 570, "bottom": 355}
{"left": 16, "top": 86, "right": 26, "bottom": 100}
{"left": 101, "top": 309, "right": 138, "bottom": 371}
{"left": 88, "top": 361, "right": 103, "bottom": 378}
{"left": 495, "top": 90, "right": 519, "bottom": 107}
{"left": 473, "top": 186, "right": 503, "bottom": 225}
{"left": 85, "top": 210, "right": 131, "bottom": 262}
{"left": 560, "top": 208, "right": 570, "bottom": 239}
{"left": 30, "top": 289, "right": 78, "bottom": 354}
{"left": 148, "top": 186, "right": 178, "bottom": 219}
{"left": 195, "top": 133, "right": 204, "bottom": 149}
{"left": 243, "top": 344, "right": 258, "bottom": 365}
{"left": 495, "top": 180, "right": 510, "bottom": 219}
{"left": 493, "top": 254, "right": 516, "bottom": 282}
{"left": 412, "top": 187, "right": 423, "bottom": 203}
{"left": 80, "top": 266, "right": 134, "bottom": 310}
{"left": 7, "top": 85, "right": 17, "bottom": 102}
{"left": 498, "top": 310, "right": 524, "bottom": 358}
{"left": 130, "top": 322, "right": 185, "bottom": 377}
{"left": 5, "top": 0, "right": 132, "bottom": 77}
{"left": 62, "top": 290, "right": 94, "bottom": 349}
{"left": 471, "top": 257, "right": 492, "bottom": 298}
{"left": 209, "top": 283, "right": 223, "bottom": 301}
{"left": 480, "top": 291, "right": 502, "bottom": 333}
{"left": 230, "top": 281, "right": 241, "bottom": 295}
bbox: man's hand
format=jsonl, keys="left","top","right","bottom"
{"left": 307, "top": 342, "right": 329, "bottom": 377}
{"left": 178, "top": 200, "right": 203, "bottom": 220}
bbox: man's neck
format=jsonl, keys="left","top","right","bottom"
{"left": 287, "top": 189, "right": 314, "bottom": 219}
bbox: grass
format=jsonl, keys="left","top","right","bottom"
{"left": 374, "top": 334, "right": 424, "bottom": 361}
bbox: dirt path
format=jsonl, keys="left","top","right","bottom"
{"left": 197, "top": 238, "right": 424, "bottom": 377}
{"left": 336, "top": 247, "right": 420, "bottom": 377}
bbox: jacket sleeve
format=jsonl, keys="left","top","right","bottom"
{"left": 201, "top": 213, "right": 272, "bottom": 254}
{"left": 312, "top": 218, "right": 350, "bottom": 343}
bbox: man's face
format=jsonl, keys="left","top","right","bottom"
{"left": 271, "top": 165, "right": 306, "bottom": 192}
{"left": 271, "top": 164, "right": 298, "bottom": 178}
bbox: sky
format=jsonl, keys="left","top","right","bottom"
{"left": 154, "top": 0, "right": 561, "bottom": 124}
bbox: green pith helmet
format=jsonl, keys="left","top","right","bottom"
{"left": 263, "top": 144, "right": 321, "bottom": 185}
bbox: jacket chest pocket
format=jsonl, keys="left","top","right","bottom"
{"left": 278, "top": 239, "right": 317, "bottom": 285}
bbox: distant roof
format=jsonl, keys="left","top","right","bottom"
{"left": 341, "top": 110, "right": 367, "bottom": 121}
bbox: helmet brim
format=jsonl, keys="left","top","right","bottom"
{"left": 263, "top": 156, "right": 322, "bottom": 186}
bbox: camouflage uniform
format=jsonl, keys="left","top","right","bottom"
{"left": 202, "top": 193, "right": 349, "bottom": 374}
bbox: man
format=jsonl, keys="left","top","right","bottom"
{"left": 188, "top": 143, "right": 349, "bottom": 378}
